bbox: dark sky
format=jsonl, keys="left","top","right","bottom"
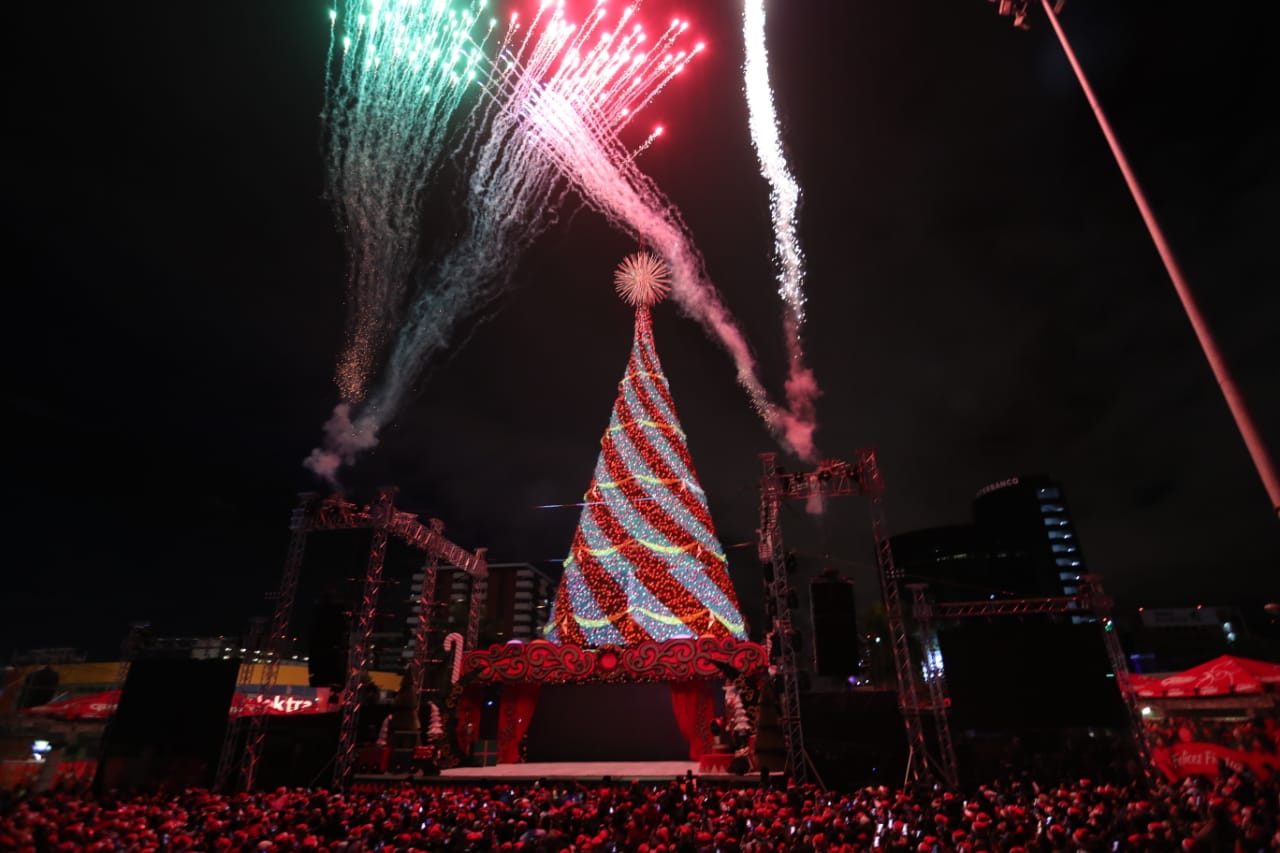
{"left": 4, "top": 1, "right": 1277, "bottom": 660}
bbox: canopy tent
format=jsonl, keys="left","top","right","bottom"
{"left": 1130, "top": 655, "right": 1280, "bottom": 698}
{"left": 1127, "top": 672, "right": 1169, "bottom": 698}
{"left": 20, "top": 691, "right": 120, "bottom": 721}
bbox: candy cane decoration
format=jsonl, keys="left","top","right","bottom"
{"left": 443, "top": 632, "right": 464, "bottom": 684}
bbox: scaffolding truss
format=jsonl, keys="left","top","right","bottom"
{"left": 909, "top": 574, "right": 1155, "bottom": 785}
{"left": 227, "top": 488, "right": 486, "bottom": 791}
{"left": 212, "top": 618, "right": 265, "bottom": 792}
{"left": 757, "top": 452, "right": 1154, "bottom": 788}
{"left": 756, "top": 453, "right": 945, "bottom": 785}
{"left": 407, "top": 522, "right": 445, "bottom": 705}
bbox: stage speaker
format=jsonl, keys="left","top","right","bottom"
{"left": 97, "top": 657, "right": 239, "bottom": 791}
{"left": 308, "top": 597, "right": 350, "bottom": 688}
{"left": 811, "top": 570, "right": 858, "bottom": 678}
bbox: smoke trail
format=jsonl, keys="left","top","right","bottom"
{"left": 302, "top": 401, "right": 381, "bottom": 487}
{"left": 309, "top": 41, "right": 570, "bottom": 481}
{"left": 521, "top": 77, "right": 818, "bottom": 458}
{"left": 742, "top": 0, "right": 820, "bottom": 460}
{"left": 308, "top": 2, "right": 820, "bottom": 484}
{"left": 324, "top": 0, "right": 496, "bottom": 402}
{"left": 308, "top": 2, "right": 707, "bottom": 481}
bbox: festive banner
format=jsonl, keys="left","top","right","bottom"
{"left": 1152, "top": 742, "right": 1278, "bottom": 782}
{"left": 20, "top": 688, "right": 334, "bottom": 720}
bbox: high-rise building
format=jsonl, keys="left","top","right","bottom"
{"left": 891, "top": 475, "right": 1086, "bottom": 603}
{"left": 974, "top": 475, "right": 1087, "bottom": 599}
{"left": 402, "top": 562, "right": 556, "bottom": 658}
{"left": 462, "top": 562, "right": 555, "bottom": 643}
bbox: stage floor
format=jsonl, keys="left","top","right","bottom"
{"left": 354, "top": 760, "right": 757, "bottom": 785}
{"left": 443, "top": 760, "right": 700, "bottom": 781}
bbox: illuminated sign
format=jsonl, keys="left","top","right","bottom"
{"left": 975, "top": 477, "right": 1020, "bottom": 498}
{"left": 231, "top": 692, "right": 328, "bottom": 716}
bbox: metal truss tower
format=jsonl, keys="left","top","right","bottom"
{"left": 407, "top": 520, "right": 446, "bottom": 704}
{"left": 212, "top": 618, "right": 266, "bottom": 792}
{"left": 233, "top": 494, "right": 317, "bottom": 793}
{"left": 909, "top": 574, "right": 1154, "bottom": 784}
{"left": 757, "top": 452, "right": 948, "bottom": 785}
{"left": 757, "top": 454, "right": 810, "bottom": 785}
{"left": 227, "top": 488, "right": 487, "bottom": 791}
{"left": 758, "top": 453, "right": 1157, "bottom": 787}
{"left": 333, "top": 489, "right": 395, "bottom": 786}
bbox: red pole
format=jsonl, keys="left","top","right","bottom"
{"left": 1041, "top": 0, "right": 1280, "bottom": 521}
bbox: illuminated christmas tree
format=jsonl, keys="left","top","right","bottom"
{"left": 545, "top": 252, "right": 748, "bottom": 646}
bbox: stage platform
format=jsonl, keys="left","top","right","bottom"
{"left": 352, "top": 760, "right": 763, "bottom": 787}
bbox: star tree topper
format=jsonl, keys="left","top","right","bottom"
{"left": 614, "top": 251, "right": 672, "bottom": 306}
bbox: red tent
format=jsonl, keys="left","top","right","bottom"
{"left": 1145, "top": 655, "right": 1280, "bottom": 698}
{"left": 1234, "top": 656, "right": 1280, "bottom": 685}
{"left": 20, "top": 690, "right": 120, "bottom": 720}
{"left": 1126, "top": 673, "right": 1167, "bottom": 698}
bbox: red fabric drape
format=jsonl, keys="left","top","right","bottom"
{"left": 669, "top": 680, "right": 715, "bottom": 760}
{"left": 456, "top": 686, "right": 483, "bottom": 757}
{"left": 497, "top": 683, "right": 541, "bottom": 764}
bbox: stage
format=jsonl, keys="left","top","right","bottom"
{"left": 352, "top": 760, "right": 760, "bottom": 787}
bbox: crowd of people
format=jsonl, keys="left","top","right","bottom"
{"left": 2, "top": 770, "right": 1276, "bottom": 852}
{"left": 1145, "top": 717, "right": 1280, "bottom": 756}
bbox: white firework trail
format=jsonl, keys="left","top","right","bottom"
{"left": 742, "top": 0, "right": 820, "bottom": 461}
{"left": 520, "top": 70, "right": 786, "bottom": 438}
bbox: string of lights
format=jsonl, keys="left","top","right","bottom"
{"left": 546, "top": 259, "right": 749, "bottom": 647}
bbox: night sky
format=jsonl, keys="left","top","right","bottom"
{"left": 4, "top": 1, "right": 1277, "bottom": 660}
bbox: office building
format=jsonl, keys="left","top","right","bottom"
{"left": 891, "top": 475, "right": 1086, "bottom": 604}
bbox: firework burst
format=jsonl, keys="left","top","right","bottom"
{"left": 614, "top": 251, "right": 672, "bottom": 306}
